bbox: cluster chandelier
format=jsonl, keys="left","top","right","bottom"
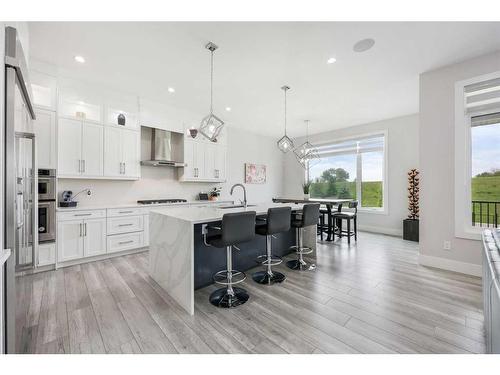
{"left": 199, "top": 42, "right": 224, "bottom": 142}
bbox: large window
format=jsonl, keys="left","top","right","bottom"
{"left": 308, "top": 134, "right": 386, "bottom": 210}
{"left": 470, "top": 113, "right": 500, "bottom": 228}
{"left": 455, "top": 74, "right": 500, "bottom": 239}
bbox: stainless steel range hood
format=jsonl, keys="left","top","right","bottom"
{"left": 140, "top": 128, "right": 185, "bottom": 167}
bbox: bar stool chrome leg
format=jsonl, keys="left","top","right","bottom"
{"left": 252, "top": 235, "right": 286, "bottom": 285}
{"left": 210, "top": 245, "right": 249, "bottom": 308}
{"left": 286, "top": 227, "right": 316, "bottom": 271}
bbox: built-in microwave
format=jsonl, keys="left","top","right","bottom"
{"left": 38, "top": 200, "right": 56, "bottom": 243}
{"left": 38, "top": 169, "right": 56, "bottom": 201}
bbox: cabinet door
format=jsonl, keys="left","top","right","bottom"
{"left": 58, "top": 118, "right": 82, "bottom": 176}
{"left": 122, "top": 129, "right": 140, "bottom": 178}
{"left": 215, "top": 145, "right": 227, "bottom": 181}
{"left": 143, "top": 214, "right": 149, "bottom": 247}
{"left": 33, "top": 109, "right": 56, "bottom": 169}
{"left": 57, "top": 220, "right": 84, "bottom": 262}
{"left": 104, "top": 127, "right": 122, "bottom": 177}
{"left": 205, "top": 143, "right": 217, "bottom": 180}
{"left": 183, "top": 139, "right": 196, "bottom": 179}
{"left": 82, "top": 123, "right": 104, "bottom": 177}
{"left": 194, "top": 141, "right": 206, "bottom": 179}
{"left": 83, "top": 218, "right": 107, "bottom": 257}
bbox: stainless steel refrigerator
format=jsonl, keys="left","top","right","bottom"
{"left": 2, "top": 26, "right": 36, "bottom": 354}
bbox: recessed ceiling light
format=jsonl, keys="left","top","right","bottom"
{"left": 167, "top": 87, "right": 175, "bottom": 93}
{"left": 225, "top": 107, "right": 231, "bottom": 112}
{"left": 353, "top": 38, "right": 375, "bottom": 53}
{"left": 74, "top": 55, "right": 85, "bottom": 63}
{"left": 327, "top": 57, "right": 337, "bottom": 64}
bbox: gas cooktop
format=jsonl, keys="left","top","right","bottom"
{"left": 137, "top": 199, "right": 188, "bottom": 205}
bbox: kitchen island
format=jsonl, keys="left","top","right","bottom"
{"left": 148, "top": 202, "right": 316, "bottom": 315}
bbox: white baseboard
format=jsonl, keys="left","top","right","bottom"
{"left": 358, "top": 224, "right": 401, "bottom": 237}
{"left": 418, "top": 254, "right": 482, "bottom": 277}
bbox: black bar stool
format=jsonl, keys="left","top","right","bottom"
{"left": 204, "top": 211, "right": 256, "bottom": 308}
{"left": 252, "top": 206, "right": 291, "bottom": 285}
{"left": 332, "top": 201, "right": 358, "bottom": 243}
{"left": 317, "top": 205, "right": 329, "bottom": 241}
{"left": 287, "top": 203, "right": 320, "bottom": 271}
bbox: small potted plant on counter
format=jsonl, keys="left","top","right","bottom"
{"left": 209, "top": 187, "right": 221, "bottom": 201}
{"left": 302, "top": 180, "right": 312, "bottom": 200}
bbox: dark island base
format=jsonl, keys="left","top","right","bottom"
{"left": 193, "top": 221, "right": 296, "bottom": 289}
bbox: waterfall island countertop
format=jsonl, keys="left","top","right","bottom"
{"left": 148, "top": 202, "right": 316, "bottom": 314}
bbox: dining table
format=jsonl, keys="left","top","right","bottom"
{"left": 272, "top": 197, "right": 353, "bottom": 241}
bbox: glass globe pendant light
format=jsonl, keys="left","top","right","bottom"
{"left": 295, "top": 120, "right": 320, "bottom": 168}
{"left": 277, "top": 85, "right": 294, "bottom": 153}
{"left": 199, "top": 42, "right": 224, "bottom": 142}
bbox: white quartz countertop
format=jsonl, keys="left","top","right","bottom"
{"left": 56, "top": 200, "right": 234, "bottom": 212}
{"left": 149, "top": 202, "right": 304, "bottom": 224}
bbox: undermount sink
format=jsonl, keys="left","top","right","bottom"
{"left": 218, "top": 204, "right": 257, "bottom": 209}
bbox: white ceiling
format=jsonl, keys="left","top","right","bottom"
{"left": 28, "top": 22, "right": 500, "bottom": 137}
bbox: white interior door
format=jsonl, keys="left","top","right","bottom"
{"left": 33, "top": 109, "right": 56, "bottom": 169}
{"left": 57, "top": 220, "right": 84, "bottom": 262}
{"left": 121, "top": 129, "right": 139, "bottom": 178}
{"left": 104, "top": 126, "right": 122, "bottom": 177}
{"left": 58, "top": 118, "right": 82, "bottom": 176}
{"left": 82, "top": 122, "right": 104, "bottom": 177}
{"left": 83, "top": 218, "right": 106, "bottom": 257}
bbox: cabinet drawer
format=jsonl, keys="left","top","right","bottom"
{"left": 107, "top": 232, "right": 144, "bottom": 253}
{"left": 107, "top": 207, "right": 144, "bottom": 217}
{"left": 58, "top": 209, "right": 106, "bottom": 221}
{"left": 38, "top": 242, "right": 56, "bottom": 266}
{"left": 107, "top": 215, "right": 144, "bottom": 235}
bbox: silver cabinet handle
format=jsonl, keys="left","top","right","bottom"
{"left": 84, "top": 222, "right": 87, "bottom": 236}
{"left": 119, "top": 240, "right": 134, "bottom": 245}
{"left": 123, "top": 162, "right": 126, "bottom": 175}
{"left": 82, "top": 160, "right": 86, "bottom": 173}
{"left": 74, "top": 213, "right": 92, "bottom": 217}
{"left": 119, "top": 162, "right": 123, "bottom": 174}
{"left": 118, "top": 223, "right": 133, "bottom": 227}
{"left": 119, "top": 210, "right": 133, "bottom": 214}
{"left": 79, "top": 223, "right": 82, "bottom": 237}
{"left": 78, "top": 159, "right": 81, "bottom": 173}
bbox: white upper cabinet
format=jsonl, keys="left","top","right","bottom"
{"left": 81, "top": 123, "right": 104, "bottom": 177}
{"left": 58, "top": 117, "right": 104, "bottom": 178}
{"left": 104, "top": 127, "right": 140, "bottom": 179}
{"left": 180, "top": 138, "right": 226, "bottom": 182}
{"left": 30, "top": 70, "right": 57, "bottom": 110}
{"left": 58, "top": 117, "right": 82, "bottom": 176}
{"left": 33, "top": 108, "right": 56, "bottom": 169}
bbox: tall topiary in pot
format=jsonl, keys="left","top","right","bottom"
{"left": 403, "top": 169, "right": 419, "bottom": 241}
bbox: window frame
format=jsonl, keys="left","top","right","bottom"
{"left": 454, "top": 70, "right": 500, "bottom": 240}
{"left": 306, "top": 130, "right": 388, "bottom": 215}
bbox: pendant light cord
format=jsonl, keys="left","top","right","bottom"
{"left": 210, "top": 49, "right": 214, "bottom": 114}
{"left": 284, "top": 89, "right": 287, "bottom": 136}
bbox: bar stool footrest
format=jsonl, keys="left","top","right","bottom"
{"left": 213, "top": 270, "right": 246, "bottom": 286}
{"left": 255, "top": 254, "right": 283, "bottom": 266}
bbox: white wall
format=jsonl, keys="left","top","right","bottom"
{"left": 419, "top": 50, "right": 500, "bottom": 276}
{"left": 283, "top": 114, "right": 420, "bottom": 236}
{"left": 58, "top": 126, "right": 284, "bottom": 206}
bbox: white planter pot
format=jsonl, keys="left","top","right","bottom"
{"left": 304, "top": 193, "right": 310, "bottom": 200}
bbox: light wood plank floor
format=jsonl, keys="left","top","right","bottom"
{"left": 16, "top": 232, "right": 485, "bottom": 354}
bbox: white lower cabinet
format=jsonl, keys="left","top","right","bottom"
{"left": 107, "top": 232, "right": 144, "bottom": 254}
{"left": 83, "top": 218, "right": 107, "bottom": 258}
{"left": 57, "top": 217, "right": 107, "bottom": 262}
{"left": 143, "top": 214, "right": 149, "bottom": 247}
{"left": 37, "top": 242, "right": 56, "bottom": 266}
{"left": 57, "top": 220, "right": 85, "bottom": 262}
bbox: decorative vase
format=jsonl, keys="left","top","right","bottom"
{"left": 304, "top": 193, "right": 310, "bottom": 200}
{"left": 189, "top": 128, "right": 198, "bottom": 138}
{"left": 117, "top": 113, "right": 126, "bottom": 126}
